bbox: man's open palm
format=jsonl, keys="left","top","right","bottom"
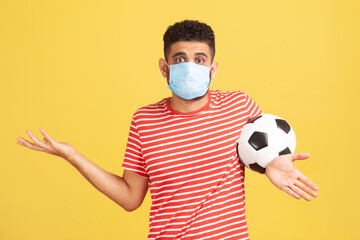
{"left": 265, "top": 153, "right": 319, "bottom": 201}
{"left": 17, "top": 128, "right": 77, "bottom": 160}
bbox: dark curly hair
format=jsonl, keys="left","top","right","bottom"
{"left": 163, "top": 20, "right": 215, "bottom": 62}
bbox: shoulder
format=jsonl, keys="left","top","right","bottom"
{"left": 210, "top": 89, "right": 248, "bottom": 102}
{"left": 132, "top": 98, "right": 168, "bottom": 122}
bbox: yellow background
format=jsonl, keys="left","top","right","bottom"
{"left": 1, "top": 0, "right": 359, "bottom": 239}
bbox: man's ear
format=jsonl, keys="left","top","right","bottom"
{"left": 210, "top": 61, "right": 218, "bottom": 80}
{"left": 159, "top": 58, "right": 168, "bottom": 79}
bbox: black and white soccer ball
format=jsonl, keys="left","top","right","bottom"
{"left": 236, "top": 114, "right": 296, "bottom": 174}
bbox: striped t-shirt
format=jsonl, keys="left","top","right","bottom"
{"left": 122, "top": 90, "right": 262, "bottom": 240}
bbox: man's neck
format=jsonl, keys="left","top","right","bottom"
{"left": 170, "top": 92, "right": 209, "bottom": 113}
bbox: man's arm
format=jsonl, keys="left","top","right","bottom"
{"left": 67, "top": 152, "right": 148, "bottom": 211}
{"left": 16, "top": 128, "right": 148, "bottom": 212}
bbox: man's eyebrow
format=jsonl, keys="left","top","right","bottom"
{"left": 172, "top": 52, "right": 186, "bottom": 58}
{"left": 195, "top": 52, "right": 208, "bottom": 58}
{"left": 171, "top": 52, "right": 209, "bottom": 58}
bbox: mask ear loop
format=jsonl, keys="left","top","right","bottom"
{"left": 165, "top": 61, "right": 170, "bottom": 68}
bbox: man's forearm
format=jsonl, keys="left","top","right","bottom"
{"left": 66, "top": 151, "right": 133, "bottom": 211}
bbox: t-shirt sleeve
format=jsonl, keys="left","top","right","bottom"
{"left": 243, "top": 91, "right": 263, "bottom": 119}
{"left": 121, "top": 116, "right": 148, "bottom": 179}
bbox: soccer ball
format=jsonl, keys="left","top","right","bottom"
{"left": 236, "top": 114, "right": 296, "bottom": 174}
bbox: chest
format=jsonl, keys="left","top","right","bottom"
{"left": 139, "top": 110, "right": 248, "bottom": 183}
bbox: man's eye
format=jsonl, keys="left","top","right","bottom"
{"left": 176, "top": 58, "right": 185, "bottom": 63}
{"left": 196, "top": 59, "right": 204, "bottom": 64}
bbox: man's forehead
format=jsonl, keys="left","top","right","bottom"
{"left": 169, "top": 41, "right": 211, "bottom": 56}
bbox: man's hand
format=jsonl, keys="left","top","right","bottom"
{"left": 265, "top": 153, "right": 319, "bottom": 201}
{"left": 16, "top": 128, "right": 148, "bottom": 211}
{"left": 17, "top": 128, "right": 77, "bottom": 161}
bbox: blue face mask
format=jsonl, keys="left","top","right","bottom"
{"left": 165, "top": 61, "right": 213, "bottom": 100}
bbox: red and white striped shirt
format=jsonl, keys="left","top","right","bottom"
{"left": 122, "top": 90, "right": 262, "bottom": 240}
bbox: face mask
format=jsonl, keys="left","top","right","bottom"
{"left": 165, "top": 61, "right": 213, "bottom": 100}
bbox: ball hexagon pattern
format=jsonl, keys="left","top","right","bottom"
{"left": 237, "top": 114, "right": 296, "bottom": 174}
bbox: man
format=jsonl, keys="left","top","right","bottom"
{"left": 17, "top": 20, "right": 319, "bottom": 239}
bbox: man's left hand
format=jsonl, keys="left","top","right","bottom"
{"left": 265, "top": 153, "right": 319, "bottom": 201}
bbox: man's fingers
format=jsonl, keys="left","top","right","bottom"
{"left": 17, "top": 137, "right": 45, "bottom": 151}
{"left": 291, "top": 152, "right": 310, "bottom": 161}
{"left": 295, "top": 180, "right": 318, "bottom": 198}
{"left": 290, "top": 184, "right": 311, "bottom": 201}
{"left": 39, "top": 128, "right": 55, "bottom": 144}
{"left": 283, "top": 187, "right": 301, "bottom": 200}
{"left": 298, "top": 172, "right": 319, "bottom": 191}
{"left": 25, "top": 129, "right": 49, "bottom": 150}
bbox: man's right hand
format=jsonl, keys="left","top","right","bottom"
{"left": 17, "top": 128, "right": 78, "bottom": 161}
{"left": 16, "top": 128, "right": 148, "bottom": 211}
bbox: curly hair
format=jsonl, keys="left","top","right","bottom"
{"left": 163, "top": 20, "right": 215, "bottom": 62}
